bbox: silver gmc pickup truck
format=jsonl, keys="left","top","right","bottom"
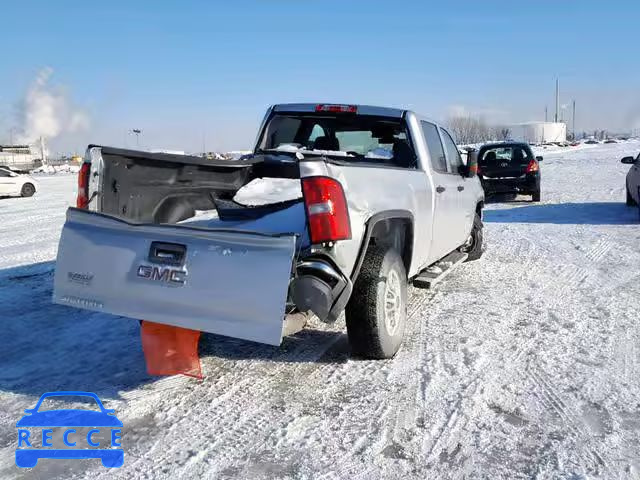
{"left": 53, "top": 103, "right": 485, "bottom": 359}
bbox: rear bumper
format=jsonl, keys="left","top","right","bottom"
{"left": 289, "top": 257, "right": 352, "bottom": 324}
{"left": 480, "top": 174, "right": 540, "bottom": 194}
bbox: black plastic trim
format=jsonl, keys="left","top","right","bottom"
{"left": 350, "top": 210, "right": 414, "bottom": 283}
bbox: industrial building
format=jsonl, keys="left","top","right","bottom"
{"left": 0, "top": 145, "right": 42, "bottom": 172}
{"left": 508, "top": 122, "right": 567, "bottom": 144}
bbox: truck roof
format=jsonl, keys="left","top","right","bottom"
{"left": 272, "top": 103, "right": 406, "bottom": 118}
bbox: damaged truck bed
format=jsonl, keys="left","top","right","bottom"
{"left": 54, "top": 103, "right": 485, "bottom": 359}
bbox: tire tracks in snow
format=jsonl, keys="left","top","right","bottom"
{"left": 526, "top": 363, "right": 611, "bottom": 477}
{"left": 90, "top": 330, "right": 346, "bottom": 479}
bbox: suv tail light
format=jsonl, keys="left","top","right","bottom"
{"left": 76, "top": 162, "right": 90, "bottom": 208}
{"left": 525, "top": 159, "right": 539, "bottom": 173}
{"left": 301, "top": 176, "right": 351, "bottom": 244}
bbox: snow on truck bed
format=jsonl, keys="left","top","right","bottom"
{"left": 1, "top": 142, "right": 640, "bottom": 479}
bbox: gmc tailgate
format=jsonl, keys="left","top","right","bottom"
{"left": 53, "top": 208, "right": 297, "bottom": 345}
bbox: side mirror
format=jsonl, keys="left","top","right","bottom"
{"left": 621, "top": 156, "right": 636, "bottom": 165}
{"left": 461, "top": 150, "right": 478, "bottom": 177}
{"left": 535, "top": 156, "right": 543, "bottom": 162}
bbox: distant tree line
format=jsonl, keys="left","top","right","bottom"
{"left": 446, "top": 116, "right": 510, "bottom": 145}
{"left": 447, "top": 116, "right": 624, "bottom": 144}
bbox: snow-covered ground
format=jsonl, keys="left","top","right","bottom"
{"left": 1, "top": 142, "right": 639, "bottom": 479}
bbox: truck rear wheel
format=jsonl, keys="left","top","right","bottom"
{"left": 346, "top": 246, "right": 407, "bottom": 359}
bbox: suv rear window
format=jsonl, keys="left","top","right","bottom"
{"left": 257, "top": 113, "right": 416, "bottom": 168}
{"left": 479, "top": 145, "right": 532, "bottom": 166}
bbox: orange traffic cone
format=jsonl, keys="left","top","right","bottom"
{"left": 140, "top": 321, "right": 203, "bottom": 379}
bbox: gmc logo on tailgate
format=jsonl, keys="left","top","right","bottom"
{"left": 136, "top": 265, "right": 187, "bottom": 285}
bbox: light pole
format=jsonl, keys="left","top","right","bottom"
{"left": 129, "top": 129, "right": 142, "bottom": 147}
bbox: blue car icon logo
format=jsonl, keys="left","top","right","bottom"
{"left": 16, "top": 391, "right": 123, "bottom": 468}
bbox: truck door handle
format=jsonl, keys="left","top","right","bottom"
{"left": 457, "top": 186, "right": 464, "bottom": 191}
{"left": 436, "top": 186, "right": 446, "bottom": 193}
{"left": 149, "top": 242, "right": 186, "bottom": 266}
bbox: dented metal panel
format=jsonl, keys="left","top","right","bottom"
{"left": 298, "top": 159, "right": 433, "bottom": 278}
{"left": 53, "top": 208, "right": 296, "bottom": 346}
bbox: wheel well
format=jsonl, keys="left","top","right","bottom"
{"left": 368, "top": 217, "right": 413, "bottom": 274}
{"left": 476, "top": 201, "right": 484, "bottom": 218}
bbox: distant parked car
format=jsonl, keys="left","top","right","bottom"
{"left": 585, "top": 139, "right": 600, "bottom": 144}
{"left": 0, "top": 167, "right": 37, "bottom": 197}
{"left": 604, "top": 139, "right": 618, "bottom": 144}
{"left": 477, "top": 142, "right": 542, "bottom": 201}
{"left": 621, "top": 152, "right": 640, "bottom": 208}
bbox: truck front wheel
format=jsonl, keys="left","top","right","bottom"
{"left": 346, "top": 246, "right": 407, "bottom": 359}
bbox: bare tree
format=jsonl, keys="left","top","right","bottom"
{"left": 447, "top": 116, "right": 493, "bottom": 145}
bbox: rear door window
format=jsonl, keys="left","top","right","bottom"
{"left": 421, "top": 122, "right": 447, "bottom": 173}
{"left": 439, "top": 128, "right": 463, "bottom": 174}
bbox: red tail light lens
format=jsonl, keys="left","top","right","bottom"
{"left": 525, "top": 159, "right": 539, "bottom": 173}
{"left": 76, "top": 162, "right": 90, "bottom": 208}
{"left": 301, "top": 176, "right": 351, "bottom": 244}
{"left": 315, "top": 104, "right": 357, "bottom": 113}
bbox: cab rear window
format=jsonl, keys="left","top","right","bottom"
{"left": 257, "top": 113, "right": 417, "bottom": 168}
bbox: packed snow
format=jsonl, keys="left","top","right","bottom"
{"left": 1, "top": 142, "right": 639, "bottom": 479}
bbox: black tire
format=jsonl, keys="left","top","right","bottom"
{"left": 461, "top": 213, "right": 484, "bottom": 261}
{"left": 21, "top": 183, "right": 35, "bottom": 197}
{"left": 532, "top": 190, "right": 541, "bottom": 202}
{"left": 626, "top": 186, "right": 638, "bottom": 206}
{"left": 345, "top": 246, "right": 407, "bottom": 359}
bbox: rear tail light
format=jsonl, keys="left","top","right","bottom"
{"left": 525, "top": 159, "right": 539, "bottom": 173}
{"left": 76, "top": 162, "right": 90, "bottom": 208}
{"left": 301, "top": 176, "right": 351, "bottom": 244}
{"left": 315, "top": 104, "right": 357, "bottom": 113}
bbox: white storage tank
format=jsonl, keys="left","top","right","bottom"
{"left": 509, "top": 122, "right": 566, "bottom": 144}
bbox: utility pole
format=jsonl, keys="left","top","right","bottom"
{"left": 545, "top": 106, "right": 548, "bottom": 122}
{"left": 572, "top": 100, "right": 576, "bottom": 139}
{"left": 554, "top": 78, "right": 559, "bottom": 123}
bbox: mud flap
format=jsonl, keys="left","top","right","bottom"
{"left": 140, "top": 321, "right": 203, "bottom": 379}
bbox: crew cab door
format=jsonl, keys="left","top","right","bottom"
{"left": 439, "top": 128, "right": 475, "bottom": 243}
{"left": 420, "top": 121, "right": 461, "bottom": 261}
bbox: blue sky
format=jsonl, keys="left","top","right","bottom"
{"left": 2, "top": 1, "right": 639, "bottom": 153}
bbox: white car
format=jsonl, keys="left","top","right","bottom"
{"left": 621, "top": 152, "right": 640, "bottom": 207}
{"left": 0, "top": 167, "right": 38, "bottom": 197}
